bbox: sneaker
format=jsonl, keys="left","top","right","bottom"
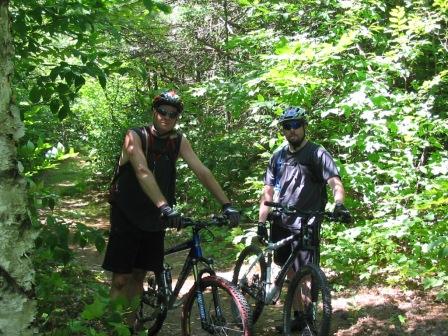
{"left": 275, "top": 312, "right": 305, "bottom": 333}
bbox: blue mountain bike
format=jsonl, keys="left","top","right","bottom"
{"left": 136, "top": 215, "right": 253, "bottom": 335}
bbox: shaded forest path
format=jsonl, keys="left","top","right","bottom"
{"left": 44, "top": 157, "right": 448, "bottom": 335}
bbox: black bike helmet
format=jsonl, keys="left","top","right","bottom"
{"left": 152, "top": 90, "right": 184, "bottom": 114}
{"left": 278, "top": 107, "right": 307, "bottom": 124}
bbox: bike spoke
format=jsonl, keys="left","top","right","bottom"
{"left": 183, "top": 276, "right": 251, "bottom": 335}
{"left": 232, "top": 245, "right": 266, "bottom": 323}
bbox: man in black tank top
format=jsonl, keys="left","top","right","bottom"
{"left": 257, "top": 107, "right": 352, "bottom": 333}
{"left": 102, "top": 91, "right": 240, "bottom": 327}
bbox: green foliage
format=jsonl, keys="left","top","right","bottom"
{"left": 30, "top": 171, "right": 114, "bottom": 334}
{"left": 15, "top": 1, "right": 448, "bottom": 333}
{"left": 183, "top": 0, "right": 448, "bottom": 300}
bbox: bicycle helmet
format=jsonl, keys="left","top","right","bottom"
{"left": 152, "top": 90, "right": 184, "bottom": 114}
{"left": 278, "top": 107, "right": 307, "bottom": 124}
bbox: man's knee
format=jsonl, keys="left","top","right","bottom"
{"left": 112, "top": 273, "right": 132, "bottom": 291}
{"left": 131, "top": 269, "right": 146, "bottom": 283}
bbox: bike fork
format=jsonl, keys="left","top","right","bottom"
{"left": 192, "top": 263, "right": 208, "bottom": 322}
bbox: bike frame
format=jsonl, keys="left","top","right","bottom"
{"left": 159, "top": 224, "right": 216, "bottom": 318}
{"left": 241, "top": 221, "right": 318, "bottom": 305}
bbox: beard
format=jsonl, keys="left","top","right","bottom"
{"left": 286, "top": 128, "right": 306, "bottom": 149}
{"left": 288, "top": 136, "right": 305, "bottom": 148}
{"left": 288, "top": 137, "right": 304, "bottom": 148}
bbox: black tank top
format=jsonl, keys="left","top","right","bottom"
{"left": 112, "top": 126, "right": 182, "bottom": 231}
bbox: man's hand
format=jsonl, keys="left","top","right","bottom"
{"left": 159, "top": 204, "right": 182, "bottom": 229}
{"left": 222, "top": 203, "right": 240, "bottom": 227}
{"left": 333, "top": 203, "right": 352, "bottom": 224}
{"left": 257, "top": 222, "right": 268, "bottom": 241}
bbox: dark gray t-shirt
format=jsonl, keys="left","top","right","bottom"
{"left": 264, "top": 141, "right": 340, "bottom": 228}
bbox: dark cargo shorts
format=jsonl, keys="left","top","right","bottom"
{"left": 102, "top": 205, "right": 165, "bottom": 274}
{"left": 271, "top": 224, "right": 314, "bottom": 272}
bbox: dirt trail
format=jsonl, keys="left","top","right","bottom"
{"left": 50, "top": 158, "right": 448, "bottom": 336}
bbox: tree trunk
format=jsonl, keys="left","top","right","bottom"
{"left": 0, "top": 1, "right": 36, "bottom": 334}
{"left": 222, "top": 0, "right": 231, "bottom": 128}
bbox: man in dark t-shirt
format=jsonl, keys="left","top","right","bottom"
{"left": 257, "top": 106, "right": 351, "bottom": 332}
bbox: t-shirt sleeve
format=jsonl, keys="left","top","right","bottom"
{"left": 315, "top": 146, "right": 340, "bottom": 182}
{"left": 263, "top": 154, "right": 277, "bottom": 186}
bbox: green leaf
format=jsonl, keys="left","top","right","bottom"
{"left": 58, "top": 104, "right": 70, "bottom": 120}
{"left": 64, "top": 70, "right": 74, "bottom": 86}
{"left": 48, "top": 197, "right": 55, "bottom": 210}
{"left": 50, "top": 100, "right": 60, "bottom": 114}
{"left": 29, "top": 86, "right": 41, "bottom": 103}
{"left": 74, "top": 75, "right": 86, "bottom": 88}
{"left": 81, "top": 297, "right": 107, "bottom": 320}
{"left": 109, "top": 322, "right": 131, "bottom": 336}
{"left": 142, "top": 0, "right": 155, "bottom": 11}
{"left": 41, "top": 85, "right": 53, "bottom": 101}
{"left": 98, "top": 73, "right": 107, "bottom": 89}
{"left": 95, "top": 235, "right": 106, "bottom": 253}
{"left": 155, "top": 1, "right": 172, "bottom": 13}
{"left": 26, "top": 140, "right": 35, "bottom": 152}
{"left": 50, "top": 67, "right": 60, "bottom": 81}
{"left": 68, "top": 320, "right": 87, "bottom": 333}
{"left": 442, "top": 247, "right": 448, "bottom": 257}
{"left": 238, "top": 0, "right": 251, "bottom": 5}
{"left": 56, "top": 83, "right": 70, "bottom": 94}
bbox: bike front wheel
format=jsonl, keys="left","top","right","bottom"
{"left": 182, "top": 275, "right": 253, "bottom": 335}
{"left": 283, "top": 263, "right": 332, "bottom": 336}
{"left": 232, "top": 244, "right": 267, "bottom": 323}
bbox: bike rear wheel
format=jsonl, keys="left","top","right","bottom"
{"left": 232, "top": 244, "right": 267, "bottom": 323}
{"left": 283, "top": 263, "right": 331, "bottom": 336}
{"left": 135, "top": 274, "right": 167, "bottom": 335}
{"left": 182, "top": 275, "right": 253, "bottom": 335}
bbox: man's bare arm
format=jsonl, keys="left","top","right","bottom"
{"left": 327, "top": 176, "right": 345, "bottom": 204}
{"left": 123, "top": 130, "right": 167, "bottom": 207}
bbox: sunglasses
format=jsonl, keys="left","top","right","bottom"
{"left": 281, "top": 120, "right": 304, "bottom": 130}
{"left": 156, "top": 106, "right": 179, "bottom": 119}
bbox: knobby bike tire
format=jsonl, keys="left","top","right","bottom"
{"left": 181, "top": 275, "right": 253, "bottom": 336}
{"left": 136, "top": 275, "right": 168, "bottom": 336}
{"left": 232, "top": 244, "right": 267, "bottom": 323}
{"left": 283, "top": 263, "right": 332, "bottom": 336}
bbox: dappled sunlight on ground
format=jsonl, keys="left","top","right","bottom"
{"left": 332, "top": 287, "right": 448, "bottom": 336}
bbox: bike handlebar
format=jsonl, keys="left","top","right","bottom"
{"left": 181, "top": 215, "right": 229, "bottom": 229}
{"left": 264, "top": 201, "right": 334, "bottom": 219}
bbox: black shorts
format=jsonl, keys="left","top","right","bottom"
{"left": 271, "top": 224, "right": 313, "bottom": 272}
{"left": 102, "top": 205, "right": 165, "bottom": 274}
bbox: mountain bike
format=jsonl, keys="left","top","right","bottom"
{"left": 136, "top": 215, "right": 253, "bottom": 336}
{"left": 232, "top": 202, "right": 333, "bottom": 336}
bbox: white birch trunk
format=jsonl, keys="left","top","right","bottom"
{"left": 0, "top": 1, "right": 37, "bottom": 334}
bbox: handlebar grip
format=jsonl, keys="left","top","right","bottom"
{"left": 264, "top": 201, "right": 280, "bottom": 207}
{"left": 181, "top": 217, "right": 193, "bottom": 227}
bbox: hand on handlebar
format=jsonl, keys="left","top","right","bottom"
{"left": 159, "top": 204, "right": 183, "bottom": 230}
{"left": 222, "top": 203, "right": 240, "bottom": 227}
{"left": 333, "top": 203, "right": 352, "bottom": 224}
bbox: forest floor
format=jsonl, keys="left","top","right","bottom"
{"left": 42, "top": 157, "right": 448, "bottom": 335}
